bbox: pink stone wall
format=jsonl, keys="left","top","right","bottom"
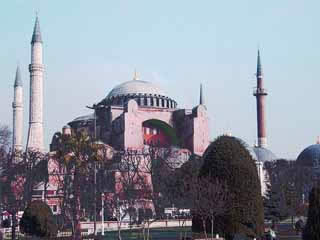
{"left": 192, "top": 105, "right": 210, "bottom": 156}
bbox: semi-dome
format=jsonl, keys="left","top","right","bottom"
{"left": 253, "top": 146, "right": 277, "bottom": 162}
{"left": 297, "top": 144, "right": 320, "bottom": 167}
{"left": 107, "top": 80, "right": 167, "bottom": 99}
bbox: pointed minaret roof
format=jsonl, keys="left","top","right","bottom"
{"left": 257, "top": 49, "right": 263, "bottom": 77}
{"left": 14, "top": 65, "right": 22, "bottom": 87}
{"left": 199, "top": 83, "right": 204, "bottom": 105}
{"left": 31, "top": 15, "right": 42, "bottom": 44}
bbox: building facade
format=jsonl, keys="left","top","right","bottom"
{"left": 52, "top": 76, "right": 210, "bottom": 157}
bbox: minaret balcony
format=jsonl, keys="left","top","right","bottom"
{"left": 253, "top": 88, "right": 268, "bottom": 96}
{"left": 29, "top": 64, "right": 44, "bottom": 72}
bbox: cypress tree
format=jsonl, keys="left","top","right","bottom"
{"left": 303, "top": 186, "right": 320, "bottom": 240}
{"left": 192, "top": 135, "right": 264, "bottom": 240}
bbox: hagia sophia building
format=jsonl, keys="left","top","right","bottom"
{"left": 10, "top": 16, "right": 281, "bottom": 213}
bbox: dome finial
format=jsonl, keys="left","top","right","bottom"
{"left": 133, "top": 69, "right": 140, "bottom": 81}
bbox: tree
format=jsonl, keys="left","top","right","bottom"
{"left": 0, "top": 125, "right": 11, "bottom": 152}
{"left": 264, "top": 159, "right": 313, "bottom": 224}
{"left": 54, "top": 132, "right": 95, "bottom": 239}
{"left": 193, "top": 136, "right": 264, "bottom": 240}
{"left": 164, "top": 154, "right": 203, "bottom": 209}
{"left": 20, "top": 200, "right": 57, "bottom": 238}
{"left": 108, "top": 149, "right": 153, "bottom": 240}
{"left": 263, "top": 182, "right": 286, "bottom": 223}
{"left": 0, "top": 149, "right": 48, "bottom": 240}
{"left": 189, "top": 176, "right": 228, "bottom": 240}
{"left": 303, "top": 186, "right": 320, "bottom": 240}
{"left": 54, "top": 131, "right": 114, "bottom": 239}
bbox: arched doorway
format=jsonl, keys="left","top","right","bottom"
{"left": 142, "top": 119, "right": 179, "bottom": 147}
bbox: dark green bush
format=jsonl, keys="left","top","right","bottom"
{"left": 192, "top": 136, "right": 264, "bottom": 240}
{"left": 20, "top": 200, "right": 58, "bottom": 238}
{"left": 303, "top": 186, "right": 320, "bottom": 240}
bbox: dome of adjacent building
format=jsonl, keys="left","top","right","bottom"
{"left": 253, "top": 146, "right": 277, "bottom": 162}
{"left": 297, "top": 144, "right": 320, "bottom": 167}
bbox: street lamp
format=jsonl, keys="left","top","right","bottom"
{"left": 101, "top": 193, "right": 105, "bottom": 235}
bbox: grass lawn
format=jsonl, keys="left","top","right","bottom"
{"left": 279, "top": 237, "right": 301, "bottom": 240}
{"left": 100, "top": 227, "right": 192, "bottom": 240}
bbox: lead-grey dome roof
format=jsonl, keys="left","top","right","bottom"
{"left": 106, "top": 80, "right": 168, "bottom": 99}
{"left": 253, "top": 146, "right": 277, "bottom": 162}
{"left": 297, "top": 144, "right": 320, "bottom": 167}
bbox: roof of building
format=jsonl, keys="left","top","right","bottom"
{"left": 106, "top": 80, "right": 168, "bottom": 99}
{"left": 253, "top": 146, "right": 277, "bottom": 162}
{"left": 297, "top": 144, "right": 320, "bottom": 167}
{"left": 72, "top": 114, "right": 94, "bottom": 122}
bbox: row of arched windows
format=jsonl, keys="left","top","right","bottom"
{"left": 106, "top": 95, "right": 177, "bottom": 109}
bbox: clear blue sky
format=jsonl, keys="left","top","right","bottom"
{"left": 1, "top": 0, "right": 319, "bottom": 159}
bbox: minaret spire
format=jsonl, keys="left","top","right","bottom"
{"left": 199, "top": 83, "right": 204, "bottom": 105}
{"left": 12, "top": 65, "right": 23, "bottom": 151}
{"left": 14, "top": 65, "right": 22, "bottom": 87}
{"left": 257, "top": 49, "right": 263, "bottom": 78}
{"left": 26, "top": 15, "right": 45, "bottom": 151}
{"left": 253, "top": 49, "right": 268, "bottom": 148}
{"left": 31, "top": 15, "right": 42, "bottom": 43}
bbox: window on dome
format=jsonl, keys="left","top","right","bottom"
{"left": 156, "top": 98, "right": 159, "bottom": 107}
{"left": 144, "top": 98, "right": 147, "bottom": 106}
{"left": 162, "top": 99, "right": 165, "bottom": 107}
{"left": 151, "top": 98, "right": 154, "bottom": 106}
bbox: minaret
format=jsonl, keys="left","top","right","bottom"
{"left": 253, "top": 50, "right": 268, "bottom": 148}
{"left": 26, "top": 15, "right": 44, "bottom": 151}
{"left": 12, "top": 66, "right": 23, "bottom": 151}
{"left": 199, "top": 83, "right": 204, "bottom": 105}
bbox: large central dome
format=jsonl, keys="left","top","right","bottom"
{"left": 99, "top": 77, "right": 177, "bottom": 109}
{"left": 107, "top": 80, "right": 167, "bottom": 99}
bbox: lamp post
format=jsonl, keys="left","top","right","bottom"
{"left": 101, "top": 193, "right": 105, "bottom": 235}
{"left": 93, "top": 104, "right": 97, "bottom": 236}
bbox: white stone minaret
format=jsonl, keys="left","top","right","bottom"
{"left": 12, "top": 66, "right": 23, "bottom": 151}
{"left": 26, "top": 16, "right": 44, "bottom": 151}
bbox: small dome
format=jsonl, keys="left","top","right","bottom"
{"left": 72, "top": 114, "right": 94, "bottom": 122}
{"left": 297, "top": 144, "right": 320, "bottom": 167}
{"left": 253, "top": 146, "right": 277, "bottom": 162}
{"left": 106, "top": 80, "right": 168, "bottom": 99}
{"left": 247, "top": 146, "right": 258, "bottom": 161}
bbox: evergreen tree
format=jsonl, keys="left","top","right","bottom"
{"left": 264, "top": 182, "right": 288, "bottom": 223}
{"left": 192, "top": 136, "right": 264, "bottom": 240}
{"left": 303, "top": 186, "right": 320, "bottom": 240}
{"left": 20, "top": 200, "right": 57, "bottom": 238}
